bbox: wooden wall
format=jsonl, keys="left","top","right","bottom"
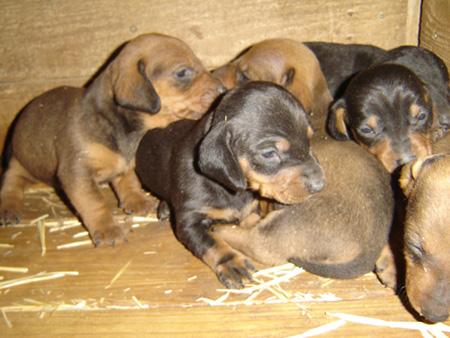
{"left": 0, "top": 0, "right": 425, "bottom": 152}
{"left": 419, "top": 0, "right": 450, "bottom": 69}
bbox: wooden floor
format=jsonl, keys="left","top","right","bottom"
{"left": 1, "top": 186, "right": 448, "bottom": 337}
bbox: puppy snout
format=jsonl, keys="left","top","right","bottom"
{"left": 303, "top": 164, "right": 325, "bottom": 194}
{"left": 396, "top": 154, "right": 416, "bottom": 167}
{"left": 217, "top": 83, "right": 227, "bottom": 94}
{"left": 148, "top": 95, "right": 161, "bottom": 115}
{"left": 421, "top": 308, "right": 449, "bottom": 323}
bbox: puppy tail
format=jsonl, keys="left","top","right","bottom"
{"left": 288, "top": 253, "right": 376, "bottom": 279}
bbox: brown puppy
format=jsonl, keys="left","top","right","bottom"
{"left": 213, "top": 38, "right": 332, "bottom": 133}
{"left": 399, "top": 154, "right": 450, "bottom": 322}
{"left": 212, "top": 139, "right": 394, "bottom": 279}
{"left": 0, "top": 33, "right": 223, "bottom": 246}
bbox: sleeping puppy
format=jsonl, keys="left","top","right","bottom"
{"left": 399, "top": 154, "right": 450, "bottom": 323}
{"left": 212, "top": 139, "right": 394, "bottom": 279}
{"left": 328, "top": 46, "right": 449, "bottom": 172}
{"left": 304, "top": 42, "right": 386, "bottom": 98}
{"left": 136, "top": 82, "right": 325, "bottom": 288}
{"left": 212, "top": 39, "right": 332, "bottom": 133}
{"left": 0, "top": 33, "right": 224, "bottom": 246}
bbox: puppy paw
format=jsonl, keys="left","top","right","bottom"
{"left": 157, "top": 200, "right": 171, "bottom": 220}
{"left": 92, "top": 225, "right": 127, "bottom": 247}
{"left": 0, "top": 208, "right": 21, "bottom": 225}
{"left": 375, "top": 256, "right": 398, "bottom": 290}
{"left": 121, "top": 194, "right": 152, "bottom": 216}
{"left": 215, "top": 253, "right": 256, "bottom": 289}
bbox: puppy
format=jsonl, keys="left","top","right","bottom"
{"left": 136, "top": 82, "right": 325, "bottom": 288}
{"left": 0, "top": 33, "right": 223, "bottom": 246}
{"left": 399, "top": 154, "right": 450, "bottom": 322}
{"left": 212, "top": 38, "right": 332, "bottom": 133}
{"left": 212, "top": 139, "right": 394, "bottom": 279}
{"left": 304, "top": 42, "right": 386, "bottom": 98}
{"left": 328, "top": 46, "right": 449, "bottom": 172}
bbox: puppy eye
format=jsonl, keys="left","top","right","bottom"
{"left": 260, "top": 149, "right": 281, "bottom": 163}
{"left": 359, "top": 127, "right": 374, "bottom": 135}
{"left": 174, "top": 67, "right": 193, "bottom": 80}
{"left": 407, "top": 242, "right": 425, "bottom": 262}
{"left": 416, "top": 112, "right": 427, "bottom": 121}
{"left": 262, "top": 150, "right": 277, "bottom": 159}
{"left": 236, "top": 71, "right": 250, "bottom": 84}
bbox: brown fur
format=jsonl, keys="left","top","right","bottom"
{"left": 213, "top": 139, "right": 394, "bottom": 279}
{"left": 213, "top": 38, "right": 332, "bottom": 134}
{"left": 0, "top": 33, "right": 223, "bottom": 246}
{"left": 400, "top": 154, "right": 450, "bottom": 322}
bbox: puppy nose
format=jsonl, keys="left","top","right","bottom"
{"left": 217, "top": 83, "right": 227, "bottom": 94}
{"left": 307, "top": 176, "right": 325, "bottom": 194}
{"left": 397, "top": 154, "right": 416, "bottom": 167}
{"left": 421, "top": 309, "right": 449, "bottom": 323}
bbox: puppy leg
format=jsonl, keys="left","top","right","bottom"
{"left": 111, "top": 168, "right": 152, "bottom": 216}
{"left": 375, "top": 244, "right": 398, "bottom": 290}
{"left": 0, "top": 157, "right": 35, "bottom": 224}
{"left": 59, "top": 174, "right": 126, "bottom": 246}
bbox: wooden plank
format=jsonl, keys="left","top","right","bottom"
{"left": 419, "top": 0, "right": 450, "bottom": 68}
{"left": 0, "top": 0, "right": 417, "bottom": 151}
{"left": 0, "top": 188, "right": 449, "bottom": 336}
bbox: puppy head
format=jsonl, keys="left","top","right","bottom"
{"left": 400, "top": 154, "right": 450, "bottom": 322}
{"left": 111, "top": 33, "right": 224, "bottom": 123}
{"left": 212, "top": 39, "right": 332, "bottom": 116}
{"left": 329, "top": 64, "right": 433, "bottom": 172}
{"left": 198, "top": 82, "right": 325, "bottom": 204}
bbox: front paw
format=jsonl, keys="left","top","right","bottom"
{"left": 92, "top": 225, "right": 127, "bottom": 247}
{"left": 0, "top": 207, "right": 21, "bottom": 225}
{"left": 375, "top": 250, "right": 398, "bottom": 290}
{"left": 121, "top": 193, "right": 152, "bottom": 216}
{"left": 215, "top": 252, "right": 256, "bottom": 289}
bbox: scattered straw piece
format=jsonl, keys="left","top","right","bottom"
{"left": 105, "top": 260, "right": 132, "bottom": 289}
{"left": 0, "top": 266, "right": 29, "bottom": 273}
{"left": 187, "top": 275, "right": 198, "bottom": 282}
{"left": 327, "top": 312, "right": 450, "bottom": 335}
{"left": 72, "top": 231, "right": 89, "bottom": 239}
{"left": 289, "top": 320, "right": 347, "bottom": 338}
{"left": 143, "top": 251, "right": 157, "bottom": 255}
{"left": 49, "top": 221, "right": 82, "bottom": 232}
{"left": 37, "top": 220, "right": 46, "bottom": 256}
{"left": 1, "top": 309, "right": 12, "bottom": 328}
{"left": 29, "top": 214, "right": 49, "bottom": 226}
{"left": 11, "top": 232, "right": 22, "bottom": 240}
{"left": 57, "top": 240, "right": 93, "bottom": 250}
{"left": 0, "top": 271, "right": 79, "bottom": 290}
{"left": 0, "top": 244, "right": 14, "bottom": 249}
{"left": 131, "top": 296, "right": 149, "bottom": 309}
{"left": 130, "top": 215, "right": 158, "bottom": 222}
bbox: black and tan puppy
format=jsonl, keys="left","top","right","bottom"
{"left": 212, "top": 139, "right": 394, "bottom": 279}
{"left": 0, "top": 33, "right": 224, "bottom": 246}
{"left": 304, "top": 42, "right": 386, "bottom": 98}
{"left": 399, "top": 154, "right": 450, "bottom": 322}
{"left": 212, "top": 39, "right": 332, "bottom": 134}
{"left": 328, "top": 46, "right": 449, "bottom": 172}
{"left": 136, "top": 82, "right": 325, "bottom": 288}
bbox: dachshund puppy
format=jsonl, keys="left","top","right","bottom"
{"left": 136, "top": 82, "right": 325, "bottom": 288}
{"left": 399, "top": 154, "right": 450, "bottom": 322}
{"left": 304, "top": 42, "right": 386, "bottom": 98}
{"left": 0, "top": 33, "right": 223, "bottom": 246}
{"left": 212, "top": 139, "right": 394, "bottom": 279}
{"left": 212, "top": 39, "right": 332, "bottom": 133}
{"left": 328, "top": 46, "right": 449, "bottom": 172}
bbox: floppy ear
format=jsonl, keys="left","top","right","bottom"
{"left": 328, "top": 98, "right": 350, "bottom": 140}
{"left": 281, "top": 67, "right": 295, "bottom": 87}
{"left": 212, "top": 63, "right": 238, "bottom": 90}
{"left": 399, "top": 154, "right": 445, "bottom": 196}
{"left": 113, "top": 59, "right": 161, "bottom": 114}
{"left": 198, "top": 121, "right": 246, "bottom": 191}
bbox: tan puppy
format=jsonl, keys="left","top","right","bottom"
{"left": 0, "top": 33, "right": 223, "bottom": 246}
{"left": 212, "top": 139, "right": 394, "bottom": 279}
{"left": 399, "top": 154, "right": 450, "bottom": 323}
{"left": 213, "top": 38, "right": 332, "bottom": 133}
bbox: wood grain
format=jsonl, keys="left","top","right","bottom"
{"left": 419, "top": 0, "right": 450, "bottom": 69}
{"left": 0, "top": 0, "right": 418, "bottom": 151}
